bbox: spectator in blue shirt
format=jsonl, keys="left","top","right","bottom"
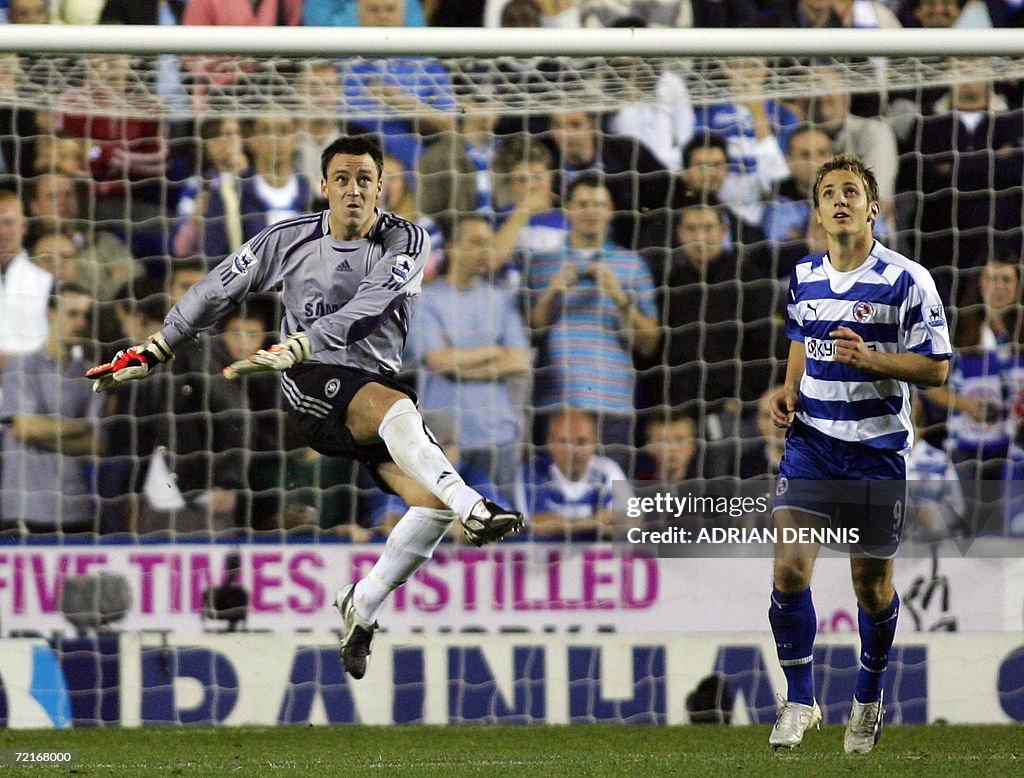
{"left": 761, "top": 125, "right": 833, "bottom": 244}
{"left": 338, "top": 0, "right": 456, "bottom": 170}
{"left": 304, "top": 0, "right": 426, "bottom": 27}
{"left": 515, "top": 408, "right": 634, "bottom": 541}
{"left": 413, "top": 214, "right": 531, "bottom": 500}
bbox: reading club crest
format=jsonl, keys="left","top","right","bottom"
{"left": 853, "top": 301, "right": 874, "bottom": 323}
{"left": 776, "top": 477, "right": 788, "bottom": 496}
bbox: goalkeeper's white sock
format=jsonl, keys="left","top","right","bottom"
{"left": 377, "top": 398, "right": 483, "bottom": 519}
{"left": 353, "top": 506, "right": 457, "bottom": 622}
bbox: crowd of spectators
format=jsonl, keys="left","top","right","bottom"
{"left": 0, "top": 0, "right": 1023, "bottom": 541}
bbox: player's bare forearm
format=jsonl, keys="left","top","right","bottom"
{"left": 785, "top": 341, "right": 806, "bottom": 391}
{"left": 924, "top": 385, "right": 955, "bottom": 410}
{"left": 769, "top": 342, "right": 805, "bottom": 429}
{"left": 456, "top": 348, "right": 529, "bottom": 380}
{"left": 490, "top": 202, "right": 530, "bottom": 273}
{"left": 414, "top": 108, "right": 456, "bottom": 135}
{"left": 12, "top": 415, "right": 98, "bottom": 454}
{"left": 424, "top": 345, "right": 502, "bottom": 375}
{"left": 529, "top": 512, "right": 603, "bottom": 538}
{"left": 527, "top": 513, "right": 572, "bottom": 537}
{"left": 830, "top": 326, "right": 947, "bottom": 386}
{"left": 59, "top": 434, "right": 103, "bottom": 457}
{"left": 621, "top": 308, "right": 660, "bottom": 359}
{"left": 490, "top": 347, "right": 531, "bottom": 377}
{"left": 594, "top": 508, "right": 627, "bottom": 536}
{"left": 529, "top": 288, "right": 561, "bottom": 330}
{"left": 863, "top": 351, "right": 949, "bottom": 387}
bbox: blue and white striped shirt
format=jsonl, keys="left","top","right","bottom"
{"left": 786, "top": 243, "right": 952, "bottom": 453}
{"left": 527, "top": 242, "right": 657, "bottom": 414}
{"left": 946, "top": 325, "right": 1024, "bottom": 457}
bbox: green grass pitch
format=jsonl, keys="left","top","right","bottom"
{"left": 0, "top": 725, "right": 1019, "bottom": 776}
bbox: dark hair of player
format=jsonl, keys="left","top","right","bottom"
{"left": 320, "top": 135, "right": 385, "bottom": 182}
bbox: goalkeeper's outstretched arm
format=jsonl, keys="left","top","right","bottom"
{"left": 85, "top": 333, "right": 173, "bottom": 392}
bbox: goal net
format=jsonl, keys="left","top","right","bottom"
{"left": 0, "top": 26, "right": 1021, "bottom": 732}
{"left": 2, "top": 33, "right": 1022, "bottom": 538}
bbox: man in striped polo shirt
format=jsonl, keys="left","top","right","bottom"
{"left": 527, "top": 172, "right": 660, "bottom": 470}
{"left": 767, "top": 155, "right": 951, "bottom": 753}
{"left": 86, "top": 135, "right": 523, "bottom": 680}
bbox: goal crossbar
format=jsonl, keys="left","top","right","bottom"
{"left": 2, "top": 25, "right": 1024, "bottom": 58}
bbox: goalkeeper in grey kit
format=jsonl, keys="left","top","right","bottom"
{"left": 87, "top": 135, "right": 524, "bottom": 678}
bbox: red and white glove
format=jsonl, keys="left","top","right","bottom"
{"left": 86, "top": 334, "right": 173, "bottom": 392}
{"left": 223, "top": 333, "right": 312, "bottom": 380}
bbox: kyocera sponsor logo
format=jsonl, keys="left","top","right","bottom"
{"left": 805, "top": 337, "right": 836, "bottom": 361}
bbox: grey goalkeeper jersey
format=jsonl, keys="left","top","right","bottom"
{"left": 160, "top": 209, "right": 428, "bottom": 375}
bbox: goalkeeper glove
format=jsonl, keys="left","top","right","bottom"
{"left": 222, "top": 333, "right": 312, "bottom": 380}
{"left": 86, "top": 334, "right": 173, "bottom": 392}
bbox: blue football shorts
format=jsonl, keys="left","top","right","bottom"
{"left": 773, "top": 420, "right": 908, "bottom": 558}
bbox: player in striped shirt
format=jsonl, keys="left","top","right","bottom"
{"left": 85, "top": 135, "right": 524, "bottom": 680}
{"left": 766, "top": 155, "right": 951, "bottom": 754}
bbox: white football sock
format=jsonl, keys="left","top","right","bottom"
{"left": 353, "top": 506, "right": 457, "bottom": 622}
{"left": 377, "top": 398, "right": 483, "bottom": 518}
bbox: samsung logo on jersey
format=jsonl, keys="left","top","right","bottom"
{"left": 304, "top": 301, "right": 343, "bottom": 318}
{"left": 805, "top": 337, "right": 837, "bottom": 361}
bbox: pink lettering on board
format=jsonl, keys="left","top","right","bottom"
{"left": 250, "top": 552, "right": 283, "bottom": 612}
{"left": 492, "top": 550, "right": 506, "bottom": 610}
{"left": 351, "top": 552, "right": 379, "bottom": 586}
{"left": 129, "top": 554, "right": 165, "bottom": 613}
{"left": 189, "top": 553, "right": 215, "bottom": 612}
{"left": 168, "top": 555, "right": 183, "bottom": 613}
{"left": 14, "top": 554, "right": 25, "bottom": 613}
{"left": 287, "top": 552, "right": 324, "bottom": 614}
{"left": 546, "top": 549, "right": 581, "bottom": 610}
{"left": 33, "top": 554, "right": 72, "bottom": 612}
{"left": 456, "top": 549, "right": 486, "bottom": 612}
{"left": 620, "top": 554, "right": 657, "bottom": 609}
{"left": 74, "top": 554, "right": 108, "bottom": 577}
{"left": 412, "top": 563, "right": 448, "bottom": 612}
{"left": 582, "top": 549, "right": 615, "bottom": 609}
{"left": 512, "top": 549, "right": 543, "bottom": 611}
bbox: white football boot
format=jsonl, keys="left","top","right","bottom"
{"left": 844, "top": 691, "right": 884, "bottom": 755}
{"left": 769, "top": 694, "right": 822, "bottom": 750}
{"left": 335, "top": 584, "right": 377, "bottom": 680}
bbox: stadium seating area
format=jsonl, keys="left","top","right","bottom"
{"left": 1, "top": 1, "right": 1024, "bottom": 540}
